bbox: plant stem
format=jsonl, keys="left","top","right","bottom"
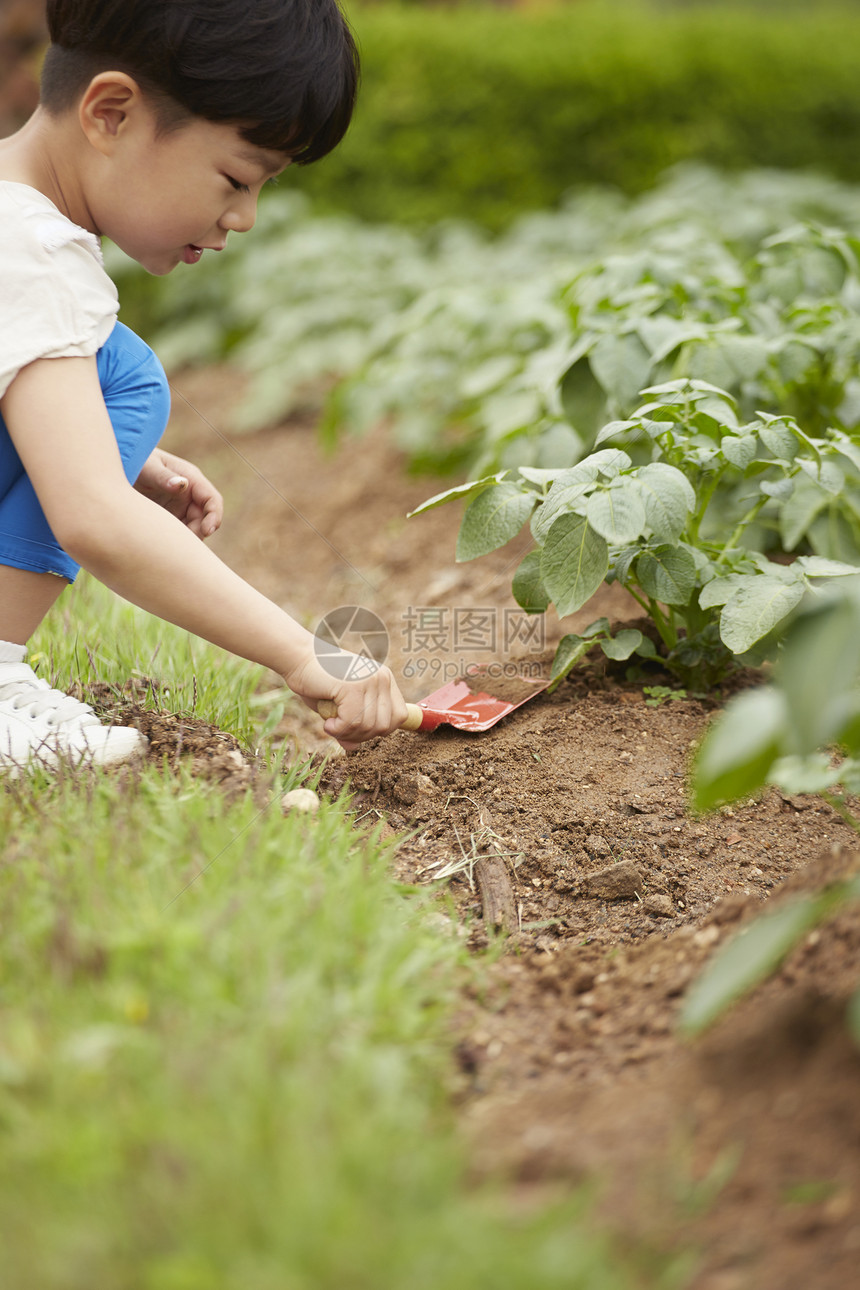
{"left": 715, "top": 497, "right": 768, "bottom": 565}
{"left": 628, "top": 586, "right": 676, "bottom": 649}
{"left": 688, "top": 472, "right": 722, "bottom": 543}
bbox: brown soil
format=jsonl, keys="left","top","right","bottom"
{"left": 82, "top": 676, "right": 257, "bottom": 798}
{"left": 455, "top": 665, "right": 551, "bottom": 705}
{"left": 117, "top": 367, "right": 860, "bottom": 1288}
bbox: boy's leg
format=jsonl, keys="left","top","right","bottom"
{"left": 0, "top": 566, "right": 68, "bottom": 645}
{"left": 0, "top": 323, "right": 171, "bottom": 771}
{"left": 0, "top": 320, "right": 171, "bottom": 631}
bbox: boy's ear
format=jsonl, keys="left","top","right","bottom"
{"left": 78, "top": 73, "right": 146, "bottom": 156}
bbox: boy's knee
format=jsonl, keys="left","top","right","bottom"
{"left": 97, "top": 323, "right": 171, "bottom": 479}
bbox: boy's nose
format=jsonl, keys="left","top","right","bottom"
{"left": 220, "top": 197, "right": 257, "bottom": 235}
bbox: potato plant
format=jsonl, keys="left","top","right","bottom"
{"left": 330, "top": 171, "right": 860, "bottom": 475}
{"left": 412, "top": 380, "right": 860, "bottom": 688}
{"left": 110, "top": 167, "right": 860, "bottom": 475}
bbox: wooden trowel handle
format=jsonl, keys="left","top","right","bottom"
{"left": 318, "top": 699, "right": 425, "bottom": 731}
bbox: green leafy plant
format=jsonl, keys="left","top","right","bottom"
{"left": 413, "top": 380, "right": 860, "bottom": 689}
{"left": 329, "top": 195, "right": 860, "bottom": 480}
{"left": 692, "top": 581, "right": 860, "bottom": 814}
{"left": 643, "top": 686, "right": 688, "bottom": 707}
{"left": 684, "top": 583, "right": 860, "bottom": 1041}
{"left": 548, "top": 616, "right": 656, "bottom": 677}
{"left": 110, "top": 168, "right": 860, "bottom": 480}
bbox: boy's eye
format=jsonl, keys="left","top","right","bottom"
{"left": 226, "top": 176, "right": 251, "bottom": 194}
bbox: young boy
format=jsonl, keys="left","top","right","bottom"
{"left": 0, "top": 0, "right": 408, "bottom": 770}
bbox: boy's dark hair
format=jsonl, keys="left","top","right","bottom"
{"left": 41, "top": 0, "right": 359, "bottom": 164}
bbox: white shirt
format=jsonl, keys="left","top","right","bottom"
{"left": 0, "top": 181, "right": 118, "bottom": 400}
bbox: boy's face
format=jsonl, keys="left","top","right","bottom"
{"left": 90, "top": 105, "right": 289, "bottom": 275}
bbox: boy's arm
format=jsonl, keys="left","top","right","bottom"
{"left": 1, "top": 355, "right": 406, "bottom": 747}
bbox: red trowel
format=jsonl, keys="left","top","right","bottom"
{"left": 319, "top": 667, "right": 551, "bottom": 733}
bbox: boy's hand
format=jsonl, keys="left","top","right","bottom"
{"left": 134, "top": 449, "right": 224, "bottom": 538}
{"left": 283, "top": 650, "right": 408, "bottom": 750}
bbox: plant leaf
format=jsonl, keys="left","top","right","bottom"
{"left": 759, "top": 477, "right": 794, "bottom": 501}
{"left": 456, "top": 483, "right": 535, "bottom": 562}
{"left": 699, "top": 574, "right": 748, "bottom": 610}
{"left": 610, "top": 545, "right": 641, "bottom": 586}
{"left": 719, "top": 576, "right": 805, "bottom": 653}
{"left": 512, "top": 549, "right": 550, "bottom": 613}
{"left": 560, "top": 356, "right": 607, "bottom": 439}
{"left": 759, "top": 422, "right": 798, "bottom": 460}
{"left": 549, "top": 633, "right": 593, "bottom": 685}
{"left": 692, "top": 686, "right": 787, "bottom": 812}
{"left": 797, "top": 458, "right": 845, "bottom": 495}
{"left": 586, "top": 482, "right": 648, "bottom": 544}
{"left": 567, "top": 448, "right": 633, "bottom": 482}
{"left": 720, "top": 434, "right": 759, "bottom": 471}
{"left": 680, "top": 896, "right": 825, "bottom": 1035}
{"left": 779, "top": 474, "right": 830, "bottom": 551}
{"left": 530, "top": 481, "right": 591, "bottom": 544}
{"left": 589, "top": 332, "right": 653, "bottom": 409}
{"left": 767, "top": 754, "right": 842, "bottom": 795}
{"left": 593, "top": 419, "right": 639, "bottom": 447}
{"left": 636, "top": 545, "right": 698, "bottom": 606}
{"left": 541, "top": 514, "right": 609, "bottom": 617}
{"left": 776, "top": 588, "right": 860, "bottom": 750}
{"left": 582, "top": 617, "right": 610, "bottom": 638}
{"left": 600, "top": 629, "right": 644, "bottom": 660}
{"left": 408, "top": 472, "right": 508, "bottom": 518}
{"left": 634, "top": 463, "right": 696, "bottom": 541}
{"left": 829, "top": 430, "right": 860, "bottom": 474}
{"left": 517, "top": 466, "right": 571, "bottom": 485}
{"left": 794, "top": 556, "right": 860, "bottom": 578}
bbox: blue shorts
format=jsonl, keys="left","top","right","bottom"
{"left": 0, "top": 322, "right": 170, "bottom": 582}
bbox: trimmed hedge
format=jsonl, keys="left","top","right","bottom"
{"left": 285, "top": 2, "right": 860, "bottom": 228}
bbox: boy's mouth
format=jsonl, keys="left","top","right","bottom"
{"left": 182, "top": 243, "right": 227, "bottom": 264}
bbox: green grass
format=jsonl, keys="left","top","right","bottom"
{"left": 0, "top": 581, "right": 681, "bottom": 1288}
{"left": 28, "top": 575, "right": 271, "bottom": 750}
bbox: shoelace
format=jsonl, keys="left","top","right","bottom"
{"left": 0, "top": 677, "right": 100, "bottom": 730}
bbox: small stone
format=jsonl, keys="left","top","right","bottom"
{"left": 693, "top": 925, "right": 721, "bottom": 947}
{"left": 393, "top": 774, "right": 420, "bottom": 804}
{"left": 642, "top": 893, "right": 674, "bottom": 919}
{"left": 585, "top": 834, "right": 611, "bottom": 858}
{"left": 280, "top": 788, "right": 320, "bottom": 815}
{"left": 585, "top": 861, "right": 644, "bottom": 901}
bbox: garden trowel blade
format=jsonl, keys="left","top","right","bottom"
{"left": 416, "top": 673, "right": 551, "bottom": 732}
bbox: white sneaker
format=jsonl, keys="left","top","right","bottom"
{"left": 0, "top": 661, "right": 148, "bottom": 774}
